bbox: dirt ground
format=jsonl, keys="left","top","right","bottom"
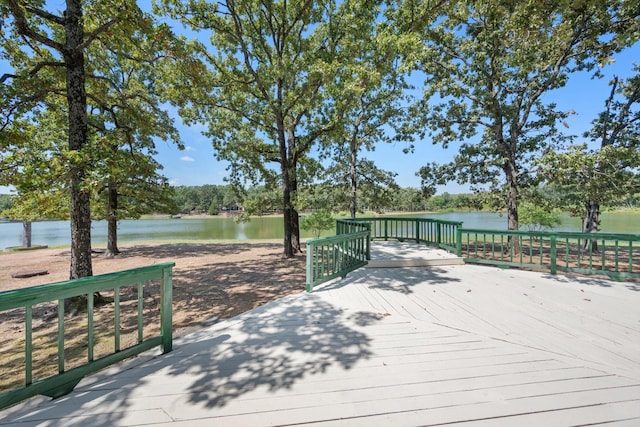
{"left": 0, "top": 241, "right": 307, "bottom": 337}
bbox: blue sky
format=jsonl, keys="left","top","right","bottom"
{"left": 154, "top": 43, "right": 639, "bottom": 194}
{"left": 1, "top": 11, "right": 638, "bottom": 195}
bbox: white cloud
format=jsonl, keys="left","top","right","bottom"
{"left": 184, "top": 146, "right": 195, "bottom": 151}
{"left": 180, "top": 156, "right": 195, "bottom": 162}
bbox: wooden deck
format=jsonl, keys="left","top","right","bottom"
{"left": 2, "top": 242, "right": 639, "bottom": 426}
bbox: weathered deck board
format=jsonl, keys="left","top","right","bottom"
{"left": 1, "top": 243, "right": 639, "bottom": 427}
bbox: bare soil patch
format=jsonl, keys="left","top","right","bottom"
{"left": 1, "top": 241, "right": 306, "bottom": 334}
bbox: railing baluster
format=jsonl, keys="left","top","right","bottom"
{"left": 58, "top": 299, "right": 64, "bottom": 373}
{"left": 114, "top": 288, "right": 121, "bottom": 352}
{"left": 137, "top": 283, "right": 144, "bottom": 344}
{"left": 0, "top": 263, "right": 175, "bottom": 410}
{"left": 25, "top": 305, "right": 33, "bottom": 386}
{"left": 88, "top": 293, "right": 94, "bottom": 362}
{"left": 550, "top": 235, "right": 557, "bottom": 274}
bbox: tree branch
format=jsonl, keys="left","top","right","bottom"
{"left": 5, "top": 0, "right": 64, "bottom": 52}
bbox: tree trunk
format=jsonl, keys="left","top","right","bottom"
{"left": 22, "top": 220, "right": 32, "bottom": 248}
{"left": 288, "top": 169, "right": 302, "bottom": 253}
{"left": 65, "top": 0, "right": 92, "bottom": 279}
{"left": 280, "top": 132, "right": 295, "bottom": 257}
{"left": 349, "top": 140, "right": 357, "bottom": 219}
{"left": 282, "top": 180, "right": 295, "bottom": 257}
{"left": 582, "top": 200, "right": 599, "bottom": 252}
{"left": 106, "top": 184, "right": 120, "bottom": 256}
{"left": 504, "top": 159, "right": 520, "bottom": 254}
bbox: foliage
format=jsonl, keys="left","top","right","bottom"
{"left": 427, "top": 192, "right": 486, "bottom": 212}
{"left": 318, "top": 4, "right": 416, "bottom": 218}
{"left": 538, "top": 145, "right": 640, "bottom": 215}
{"left": 301, "top": 210, "right": 335, "bottom": 238}
{"left": 537, "top": 67, "right": 640, "bottom": 232}
{"left": 157, "top": 0, "right": 387, "bottom": 256}
{"left": 409, "top": 0, "right": 637, "bottom": 231}
{"left": 518, "top": 201, "right": 562, "bottom": 231}
{"left": 0, "top": 193, "right": 12, "bottom": 212}
{"left": 1, "top": 1, "right": 184, "bottom": 263}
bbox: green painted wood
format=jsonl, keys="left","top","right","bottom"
{"left": 0, "top": 263, "right": 176, "bottom": 311}
{"left": 0, "top": 337, "right": 162, "bottom": 409}
{"left": 306, "top": 230, "right": 369, "bottom": 292}
{"left": 161, "top": 268, "right": 173, "bottom": 353}
{"left": 114, "top": 291, "right": 121, "bottom": 352}
{"left": 58, "top": 299, "right": 64, "bottom": 373}
{"left": 0, "top": 262, "right": 175, "bottom": 410}
{"left": 25, "top": 305, "right": 32, "bottom": 386}
{"left": 137, "top": 282, "right": 144, "bottom": 344}
{"left": 88, "top": 293, "right": 94, "bottom": 362}
{"left": 460, "top": 228, "right": 639, "bottom": 280}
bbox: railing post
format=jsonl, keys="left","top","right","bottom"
{"left": 306, "top": 241, "right": 313, "bottom": 292}
{"left": 415, "top": 219, "right": 420, "bottom": 243}
{"left": 456, "top": 228, "right": 462, "bottom": 257}
{"left": 366, "top": 228, "right": 371, "bottom": 260}
{"left": 384, "top": 218, "right": 388, "bottom": 240}
{"left": 436, "top": 222, "right": 442, "bottom": 247}
{"left": 161, "top": 266, "right": 173, "bottom": 353}
{"left": 550, "top": 234, "right": 557, "bottom": 275}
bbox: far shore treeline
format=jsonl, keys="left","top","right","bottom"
{"left": 2, "top": 184, "right": 639, "bottom": 221}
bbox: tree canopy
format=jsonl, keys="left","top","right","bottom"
{"left": 158, "top": 0, "right": 399, "bottom": 256}
{"left": 1, "top": 1, "right": 184, "bottom": 269}
{"left": 411, "top": 0, "right": 638, "bottom": 232}
{"left": 537, "top": 66, "right": 640, "bottom": 232}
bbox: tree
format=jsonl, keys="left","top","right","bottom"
{"left": 410, "top": 0, "right": 637, "bottom": 237}
{"left": 1, "top": 2, "right": 184, "bottom": 266}
{"left": 158, "top": 0, "right": 384, "bottom": 257}
{"left": 518, "top": 200, "right": 562, "bottom": 232}
{"left": 0, "top": 194, "right": 12, "bottom": 212}
{"left": 538, "top": 67, "right": 639, "bottom": 244}
{"left": 318, "top": 5, "right": 414, "bottom": 219}
{"left": 301, "top": 209, "right": 334, "bottom": 238}
{"left": 1, "top": 1, "right": 143, "bottom": 278}
{"left": 83, "top": 17, "right": 183, "bottom": 255}
{"left": 0, "top": 114, "right": 70, "bottom": 247}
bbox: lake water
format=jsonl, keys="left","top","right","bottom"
{"left": 0, "top": 211, "right": 637, "bottom": 249}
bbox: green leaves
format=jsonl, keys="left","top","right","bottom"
{"left": 405, "top": 0, "right": 636, "bottom": 228}
{"left": 537, "top": 68, "right": 640, "bottom": 218}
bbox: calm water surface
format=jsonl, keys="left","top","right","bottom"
{"left": 0, "top": 211, "right": 637, "bottom": 249}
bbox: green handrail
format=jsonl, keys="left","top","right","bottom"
{"left": 314, "top": 218, "right": 638, "bottom": 290}
{"left": 0, "top": 262, "right": 175, "bottom": 409}
{"left": 306, "top": 230, "right": 370, "bottom": 292}
{"left": 458, "top": 228, "right": 640, "bottom": 281}
{"left": 337, "top": 217, "right": 463, "bottom": 252}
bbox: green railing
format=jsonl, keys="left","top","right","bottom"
{"left": 337, "top": 217, "right": 463, "bottom": 252}
{"left": 0, "top": 262, "right": 175, "bottom": 409}
{"left": 306, "top": 230, "right": 370, "bottom": 292}
{"left": 457, "top": 229, "right": 640, "bottom": 281}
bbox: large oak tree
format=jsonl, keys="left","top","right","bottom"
{"left": 409, "top": 0, "right": 637, "bottom": 233}
{"left": 1, "top": 1, "right": 183, "bottom": 273}
{"left": 158, "top": 0, "right": 385, "bottom": 257}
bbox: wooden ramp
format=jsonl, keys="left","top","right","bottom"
{"left": 1, "top": 263, "right": 639, "bottom": 426}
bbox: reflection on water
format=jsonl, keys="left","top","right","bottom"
{"left": 0, "top": 211, "right": 637, "bottom": 249}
